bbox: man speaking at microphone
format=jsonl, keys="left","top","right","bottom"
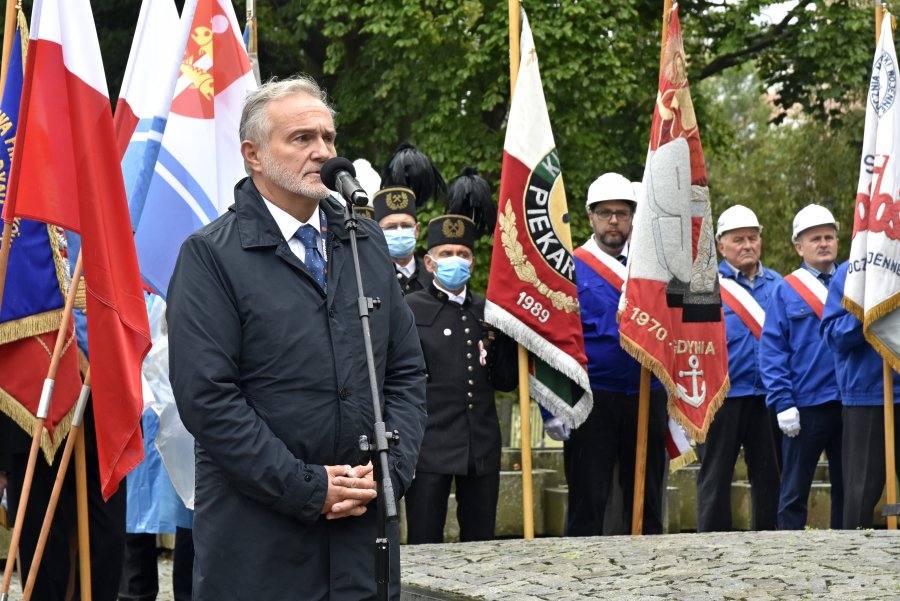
{"left": 167, "top": 75, "right": 427, "bottom": 601}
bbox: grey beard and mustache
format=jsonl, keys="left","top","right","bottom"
{"left": 260, "top": 150, "right": 330, "bottom": 201}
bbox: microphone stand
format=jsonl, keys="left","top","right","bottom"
{"left": 342, "top": 200, "right": 399, "bottom": 601}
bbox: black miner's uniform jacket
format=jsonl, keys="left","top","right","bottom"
{"left": 406, "top": 285, "right": 517, "bottom": 475}
{"left": 395, "top": 255, "right": 434, "bottom": 295}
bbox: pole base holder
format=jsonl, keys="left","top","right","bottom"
{"left": 882, "top": 503, "right": 900, "bottom": 517}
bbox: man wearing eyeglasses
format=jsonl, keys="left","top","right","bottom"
{"left": 558, "top": 172, "right": 668, "bottom": 535}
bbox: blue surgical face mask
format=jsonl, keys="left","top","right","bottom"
{"left": 432, "top": 255, "right": 472, "bottom": 291}
{"left": 382, "top": 227, "right": 417, "bottom": 259}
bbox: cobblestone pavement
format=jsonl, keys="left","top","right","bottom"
{"left": 4, "top": 554, "right": 175, "bottom": 601}
{"left": 5, "top": 531, "right": 898, "bottom": 600}
{"left": 401, "top": 530, "right": 900, "bottom": 600}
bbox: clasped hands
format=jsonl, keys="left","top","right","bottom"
{"left": 321, "top": 462, "right": 377, "bottom": 520}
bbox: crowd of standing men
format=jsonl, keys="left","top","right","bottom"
{"left": 1, "top": 73, "right": 899, "bottom": 601}
{"left": 556, "top": 173, "right": 899, "bottom": 536}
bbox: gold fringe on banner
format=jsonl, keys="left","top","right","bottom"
{"left": 841, "top": 295, "right": 865, "bottom": 322}
{"left": 863, "top": 293, "right": 900, "bottom": 329}
{"left": 46, "top": 223, "right": 71, "bottom": 300}
{"left": 860, "top": 294, "right": 900, "bottom": 373}
{"left": 669, "top": 446, "right": 697, "bottom": 473}
{"left": 0, "top": 386, "right": 75, "bottom": 464}
{"left": 619, "top": 332, "right": 729, "bottom": 444}
{"left": 0, "top": 308, "right": 63, "bottom": 345}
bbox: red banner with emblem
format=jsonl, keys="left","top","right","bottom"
{"left": 485, "top": 9, "right": 592, "bottom": 428}
{"left": 618, "top": 5, "right": 728, "bottom": 441}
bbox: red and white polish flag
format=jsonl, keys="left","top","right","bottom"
{"left": 3, "top": 0, "right": 152, "bottom": 499}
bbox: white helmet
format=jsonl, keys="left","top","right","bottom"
{"left": 586, "top": 172, "right": 637, "bottom": 211}
{"left": 715, "top": 205, "right": 762, "bottom": 241}
{"left": 791, "top": 204, "right": 838, "bottom": 242}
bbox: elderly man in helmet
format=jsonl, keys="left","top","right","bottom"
{"left": 695, "top": 205, "right": 782, "bottom": 532}
{"left": 554, "top": 172, "right": 668, "bottom": 535}
{"left": 759, "top": 204, "right": 843, "bottom": 530}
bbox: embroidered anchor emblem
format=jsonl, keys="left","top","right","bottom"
{"left": 676, "top": 354, "right": 706, "bottom": 408}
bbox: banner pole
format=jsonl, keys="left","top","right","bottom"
{"left": 0, "top": 0, "right": 16, "bottom": 95}
{"left": 884, "top": 362, "right": 897, "bottom": 530}
{"left": 0, "top": 0, "right": 17, "bottom": 316}
{"left": 246, "top": 0, "right": 257, "bottom": 55}
{"left": 876, "top": 0, "right": 884, "bottom": 45}
{"left": 0, "top": 251, "right": 83, "bottom": 599}
{"left": 630, "top": 0, "right": 674, "bottom": 538}
{"left": 659, "top": 0, "right": 673, "bottom": 73}
{"left": 74, "top": 406, "right": 93, "bottom": 601}
{"left": 507, "top": 0, "right": 533, "bottom": 541}
{"left": 23, "top": 373, "right": 90, "bottom": 599}
{"left": 874, "top": 0, "right": 896, "bottom": 534}
{"left": 508, "top": 0, "right": 520, "bottom": 98}
{"left": 631, "top": 368, "right": 650, "bottom": 535}
{"left": 517, "top": 345, "right": 534, "bottom": 539}
{"left": 0, "top": 223, "right": 12, "bottom": 315}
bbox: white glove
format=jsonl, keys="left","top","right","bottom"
{"left": 544, "top": 417, "right": 571, "bottom": 441}
{"left": 777, "top": 407, "right": 801, "bottom": 438}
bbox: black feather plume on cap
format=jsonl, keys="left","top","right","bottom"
{"left": 445, "top": 167, "right": 496, "bottom": 238}
{"left": 380, "top": 142, "right": 446, "bottom": 208}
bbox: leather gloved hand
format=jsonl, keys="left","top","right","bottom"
{"left": 777, "top": 406, "right": 801, "bottom": 438}
{"left": 543, "top": 417, "right": 571, "bottom": 442}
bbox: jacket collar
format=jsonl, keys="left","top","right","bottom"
{"left": 233, "top": 177, "right": 368, "bottom": 249}
{"left": 427, "top": 281, "right": 472, "bottom": 307}
{"left": 717, "top": 258, "right": 775, "bottom": 282}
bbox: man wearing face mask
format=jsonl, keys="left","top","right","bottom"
{"left": 373, "top": 186, "right": 434, "bottom": 295}
{"left": 403, "top": 214, "right": 517, "bottom": 543}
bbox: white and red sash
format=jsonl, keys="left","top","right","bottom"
{"left": 573, "top": 238, "right": 626, "bottom": 291}
{"left": 575, "top": 239, "right": 697, "bottom": 468}
{"left": 783, "top": 268, "right": 828, "bottom": 320}
{"left": 718, "top": 275, "right": 766, "bottom": 339}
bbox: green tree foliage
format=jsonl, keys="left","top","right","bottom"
{"left": 55, "top": 0, "right": 882, "bottom": 288}
{"left": 251, "top": 0, "right": 878, "bottom": 288}
{"left": 699, "top": 65, "right": 863, "bottom": 275}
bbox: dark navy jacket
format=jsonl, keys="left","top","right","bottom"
{"left": 167, "top": 177, "right": 427, "bottom": 601}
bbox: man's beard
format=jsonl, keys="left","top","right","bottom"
{"left": 599, "top": 230, "right": 627, "bottom": 252}
{"left": 260, "top": 150, "right": 329, "bottom": 201}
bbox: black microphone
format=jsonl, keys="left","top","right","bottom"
{"left": 321, "top": 157, "right": 369, "bottom": 207}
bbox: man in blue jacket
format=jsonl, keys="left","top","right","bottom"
{"left": 565, "top": 172, "right": 667, "bottom": 535}
{"left": 759, "top": 204, "right": 842, "bottom": 530}
{"left": 820, "top": 261, "right": 900, "bottom": 529}
{"left": 696, "top": 205, "right": 781, "bottom": 532}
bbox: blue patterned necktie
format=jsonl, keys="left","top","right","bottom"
{"left": 294, "top": 224, "right": 326, "bottom": 290}
{"left": 818, "top": 272, "right": 832, "bottom": 287}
